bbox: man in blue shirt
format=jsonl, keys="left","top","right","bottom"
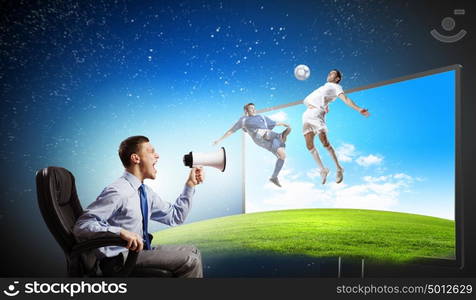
{"left": 73, "top": 135, "right": 204, "bottom": 278}
{"left": 213, "top": 103, "right": 291, "bottom": 187}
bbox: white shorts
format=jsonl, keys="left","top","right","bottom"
{"left": 302, "top": 108, "right": 327, "bottom": 135}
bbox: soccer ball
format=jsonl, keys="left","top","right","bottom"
{"left": 294, "top": 64, "right": 310, "bottom": 81}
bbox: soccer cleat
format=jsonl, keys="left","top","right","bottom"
{"left": 269, "top": 177, "right": 282, "bottom": 187}
{"left": 336, "top": 168, "right": 344, "bottom": 184}
{"left": 281, "top": 127, "right": 292, "bottom": 143}
{"left": 320, "top": 168, "right": 329, "bottom": 185}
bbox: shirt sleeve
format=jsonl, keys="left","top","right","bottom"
{"left": 264, "top": 116, "right": 276, "bottom": 130}
{"left": 149, "top": 185, "right": 195, "bottom": 226}
{"left": 73, "top": 186, "right": 123, "bottom": 240}
{"left": 229, "top": 117, "right": 244, "bottom": 133}
{"left": 334, "top": 83, "right": 344, "bottom": 96}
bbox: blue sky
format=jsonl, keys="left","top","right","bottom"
{"left": 0, "top": 0, "right": 453, "bottom": 233}
{"left": 245, "top": 70, "right": 455, "bottom": 220}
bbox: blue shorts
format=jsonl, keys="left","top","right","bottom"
{"left": 253, "top": 131, "right": 285, "bottom": 157}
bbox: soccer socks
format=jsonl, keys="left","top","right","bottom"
{"left": 325, "top": 145, "right": 343, "bottom": 171}
{"left": 309, "top": 148, "right": 325, "bottom": 170}
{"left": 272, "top": 158, "right": 284, "bottom": 178}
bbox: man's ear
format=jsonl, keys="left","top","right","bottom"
{"left": 130, "top": 153, "right": 140, "bottom": 164}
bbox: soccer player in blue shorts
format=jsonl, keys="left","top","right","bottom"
{"left": 213, "top": 103, "right": 291, "bottom": 187}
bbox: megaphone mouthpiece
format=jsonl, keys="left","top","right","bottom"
{"left": 183, "top": 151, "right": 193, "bottom": 168}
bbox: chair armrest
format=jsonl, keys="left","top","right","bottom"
{"left": 71, "top": 234, "right": 138, "bottom": 277}
{"left": 71, "top": 235, "right": 128, "bottom": 256}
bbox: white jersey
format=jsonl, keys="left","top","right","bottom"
{"left": 303, "top": 82, "right": 344, "bottom": 111}
{"left": 302, "top": 82, "right": 344, "bottom": 134}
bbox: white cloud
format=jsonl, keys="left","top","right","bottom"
{"left": 268, "top": 111, "right": 288, "bottom": 122}
{"left": 332, "top": 184, "right": 398, "bottom": 210}
{"left": 356, "top": 154, "right": 383, "bottom": 167}
{"left": 335, "top": 143, "right": 356, "bottom": 162}
{"left": 327, "top": 143, "right": 384, "bottom": 170}
{"left": 259, "top": 169, "right": 335, "bottom": 210}
{"left": 394, "top": 173, "right": 412, "bottom": 180}
{"left": 333, "top": 173, "right": 413, "bottom": 210}
{"left": 249, "top": 168, "right": 414, "bottom": 213}
{"left": 306, "top": 168, "right": 320, "bottom": 179}
{"left": 363, "top": 175, "right": 391, "bottom": 183}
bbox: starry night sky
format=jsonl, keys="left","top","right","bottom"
{"left": 1, "top": 0, "right": 475, "bottom": 276}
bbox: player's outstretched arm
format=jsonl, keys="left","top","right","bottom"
{"left": 275, "top": 122, "right": 291, "bottom": 128}
{"left": 213, "top": 130, "right": 234, "bottom": 146}
{"left": 337, "top": 93, "right": 370, "bottom": 117}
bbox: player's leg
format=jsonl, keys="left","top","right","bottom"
{"left": 319, "top": 131, "right": 344, "bottom": 183}
{"left": 304, "top": 130, "right": 329, "bottom": 184}
{"left": 281, "top": 127, "right": 292, "bottom": 143}
{"left": 276, "top": 147, "right": 286, "bottom": 160}
{"left": 255, "top": 137, "right": 285, "bottom": 187}
{"left": 269, "top": 142, "right": 286, "bottom": 187}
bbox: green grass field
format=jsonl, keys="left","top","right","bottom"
{"left": 152, "top": 209, "right": 455, "bottom": 263}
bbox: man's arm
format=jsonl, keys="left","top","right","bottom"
{"left": 150, "top": 167, "right": 204, "bottom": 226}
{"left": 213, "top": 118, "right": 243, "bottom": 145}
{"left": 337, "top": 93, "right": 370, "bottom": 117}
{"left": 73, "top": 187, "right": 123, "bottom": 239}
{"left": 73, "top": 187, "right": 144, "bottom": 252}
{"left": 213, "top": 130, "right": 234, "bottom": 146}
{"left": 275, "top": 122, "right": 290, "bottom": 128}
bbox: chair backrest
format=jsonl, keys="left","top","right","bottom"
{"left": 36, "top": 166, "right": 84, "bottom": 255}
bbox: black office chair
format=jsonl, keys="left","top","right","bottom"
{"left": 35, "top": 166, "right": 139, "bottom": 277}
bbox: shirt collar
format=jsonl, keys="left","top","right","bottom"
{"left": 123, "top": 171, "right": 142, "bottom": 191}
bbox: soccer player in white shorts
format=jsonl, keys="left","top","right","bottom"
{"left": 302, "top": 69, "right": 370, "bottom": 184}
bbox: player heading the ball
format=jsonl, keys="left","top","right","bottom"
{"left": 302, "top": 69, "right": 370, "bottom": 184}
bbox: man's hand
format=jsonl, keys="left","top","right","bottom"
{"left": 213, "top": 131, "right": 233, "bottom": 146}
{"left": 276, "top": 122, "right": 290, "bottom": 128}
{"left": 186, "top": 167, "right": 205, "bottom": 187}
{"left": 360, "top": 108, "right": 370, "bottom": 117}
{"left": 119, "top": 229, "right": 143, "bottom": 252}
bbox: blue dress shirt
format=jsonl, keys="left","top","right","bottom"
{"left": 73, "top": 171, "right": 195, "bottom": 258}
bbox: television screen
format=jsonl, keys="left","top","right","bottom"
{"left": 243, "top": 68, "right": 457, "bottom": 263}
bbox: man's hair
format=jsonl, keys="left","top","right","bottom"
{"left": 332, "top": 69, "right": 342, "bottom": 83}
{"left": 118, "top": 135, "right": 149, "bottom": 168}
{"left": 243, "top": 102, "right": 255, "bottom": 111}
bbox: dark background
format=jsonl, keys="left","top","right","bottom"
{"left": 0, "top": 0, "right": 475, "bottom": 277}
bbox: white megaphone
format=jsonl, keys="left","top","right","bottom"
{"left": 183, "top": 147, "right": 226, "bottom": 172}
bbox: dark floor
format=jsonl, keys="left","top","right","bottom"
{"left": 201, "top": 253, "right": 464, "bottom": 278}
